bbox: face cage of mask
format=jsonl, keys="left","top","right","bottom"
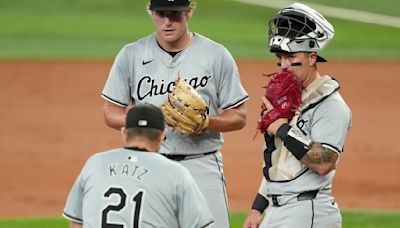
{"left": 268, "top": 13, "right": 327, "bottom": 43}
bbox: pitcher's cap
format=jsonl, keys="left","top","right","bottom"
{"left": 125, "top": 104, "right": 165, "bottom": 131}
{"left": 149, "top": 0, "right": 190, "bottom": 11}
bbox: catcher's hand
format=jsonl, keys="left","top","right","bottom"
{"left": 256, "top": 70, "right": 302, "bottom": 134}
{"left": 160, "top": 78, "right": 209, "bottom": 136}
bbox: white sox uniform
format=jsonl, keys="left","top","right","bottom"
{"left": 63, "top": 148, "right": 213, "bottom": 228}
{"left": 258, "top": 76, "right": 352, "bottom": 227}
{"left": 245, "top": 3, "right": 352, "bottom": 228}
{"left": 102, "top": 33, "right": 249, "bottom": 228}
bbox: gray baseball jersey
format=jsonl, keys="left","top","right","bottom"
{"left": 101, "top": 32, "right": 248, "bottom": 228}
{"left": 262, "top": 76, "right": 352, "bottom": 195}
{"left": 101, "top": 32, "right": 249, "bottom": 155}
{"left": 63, "top": 148, "right": 213, "bottom": 228}
{"left": 257, "top": 76, "right": 352, "bottom": 227}
{"left": 265, "top": 91, "right": 351, "bottom": 194}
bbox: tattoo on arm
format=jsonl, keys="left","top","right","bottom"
{"left": 301, "top": 143, "right": 338, "bottom": 170}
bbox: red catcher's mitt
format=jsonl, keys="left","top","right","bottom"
{"left": 256, "top": 70, "right": 302, "bottom": 133}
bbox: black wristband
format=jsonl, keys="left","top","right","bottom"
{"left": 276, "top": 123, "right": 291, "bottom": 140}
{"left": 276, "top": 123, "right": 310, "bottom": 160}
{"left": 285, "top": 136, "right": 309, "bottom": 160}
{"left": 251, "top": 193, "right": 269, "bottom": 213}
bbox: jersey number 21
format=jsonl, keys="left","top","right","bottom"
{"left": 102, "top": 187, "right": 144, "bottom": 228}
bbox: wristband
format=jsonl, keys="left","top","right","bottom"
{"left": 276, "top": 123, "right": 311, "bottom": 160}
{"left": 276, "top": 123, "right": 290, "bottom": 140}
{"left": 251, "top": 193, "right": 269, "bottom": 213}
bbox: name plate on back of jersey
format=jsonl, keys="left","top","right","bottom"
{"left": 109, "top": 163, "right": 149, "bottom": 181}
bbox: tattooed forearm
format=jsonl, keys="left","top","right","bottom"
{"left": 300, "top": 143, "right": 338, "bottom": 175}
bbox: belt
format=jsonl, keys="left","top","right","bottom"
{"left": 269, "top": 190, "right": 319, "bottom": 207}
{"left": 161, "top": 151, "right": 217, "bottom": 161}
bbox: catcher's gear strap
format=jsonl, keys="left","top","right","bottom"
{"left": 264, "top": 133, "right": 276, "bottom": 153}
{"left": 276, "top": 123, "right": 311, "bottom": 160}
{"left": 251, "top": 193, "right": 269, "bottom": 213}
{"left": 300, "top": 75, "right": 340, "bottom": 114}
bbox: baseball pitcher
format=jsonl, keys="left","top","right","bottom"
{"left": 101, "top": 1, "right": 249, "bottom": 227}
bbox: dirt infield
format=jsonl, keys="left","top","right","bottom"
{"left": 1, "top": 60, "right": 399, "bottom": 218}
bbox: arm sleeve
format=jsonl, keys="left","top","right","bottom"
{"left": 177, "top": 167, "right": 214, "bottom": 228}
{"left": 311, "top": 100, "right": 352, "bottom": 152}
{"left": 62, "top": 155, "right": 97, "bottom": 224}
{"left": 214, "top": 48, "right": 249, "bottom": 110}
{"left": 62, "top": 171, "right": 85, "bottom": 224}
{"left": 101, "top": 47, "right": 132, "bottom": 107}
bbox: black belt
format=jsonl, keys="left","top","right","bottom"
{"left": 162, "top": 151, "right": 217, "bottom": 161}
{"left": 270, "top": 190, "right": 319, "bottom": 207}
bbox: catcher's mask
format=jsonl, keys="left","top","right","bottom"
{"left": 268, "top": 3, "right": 334, "bottom": 62}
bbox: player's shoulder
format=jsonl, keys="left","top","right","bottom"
{"left": 76, "top": 148, "right": 121, "bottom": 175}
{"left": 193, "top": 33, "right": 230, "bottom": 53}
{"left": 85, "top": 148, "right": 122, "bottom": 164}
{"left": 309, "top": 76, "right": 350, "bottom": 110}
{"left": 313, "top": 89, "right": 352, "bottom": 124}
{"left": 319, "top": 87, "right": 350, "bottom": 112}
{"left": 120, "top": 34, "right": 154, "bottom": 53}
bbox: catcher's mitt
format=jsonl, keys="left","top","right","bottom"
{"left": 160, "top": 78, "right": 209, "bottom": 136}
{"left": 256, "top": 70, "right": 302, "bottom": 134}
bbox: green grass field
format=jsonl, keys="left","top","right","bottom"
{"left": 2, "top": 210, "right": 400, "bottom": 228}
{"left": 0, "top": 0, "right": 399, "bottom": 59}
{"left": 299, "top": 0, "right": 400, "bottom": 16}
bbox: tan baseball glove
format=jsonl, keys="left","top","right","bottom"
{"left": 160, "top": 78, "right": 209, "bottom": 136}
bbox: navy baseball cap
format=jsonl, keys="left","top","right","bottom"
{"left": 149, "top": 0, "right": 190, "bottom": 11}
{"left": 125, "top": 104, "right": 165, "bottom": 131}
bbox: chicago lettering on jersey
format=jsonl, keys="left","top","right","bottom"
{"left": 137, "top": 75, "right": 212, "bottom": 100}
{"left": 109, "top": 163, "right": 149, "bottom": 181}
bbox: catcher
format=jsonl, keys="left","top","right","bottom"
{"left": 244, "top": 3, "right": 352, "bottom": 228}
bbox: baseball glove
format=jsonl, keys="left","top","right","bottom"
{"left": 256, "top": 70, "right": 302, "bottom": 134}
{"left": 160, "top": 78, "right": 209, "bottom": 136}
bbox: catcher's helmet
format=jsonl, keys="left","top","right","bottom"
{"left": 268, "top": 3, "right": 334, "bottom": 61}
